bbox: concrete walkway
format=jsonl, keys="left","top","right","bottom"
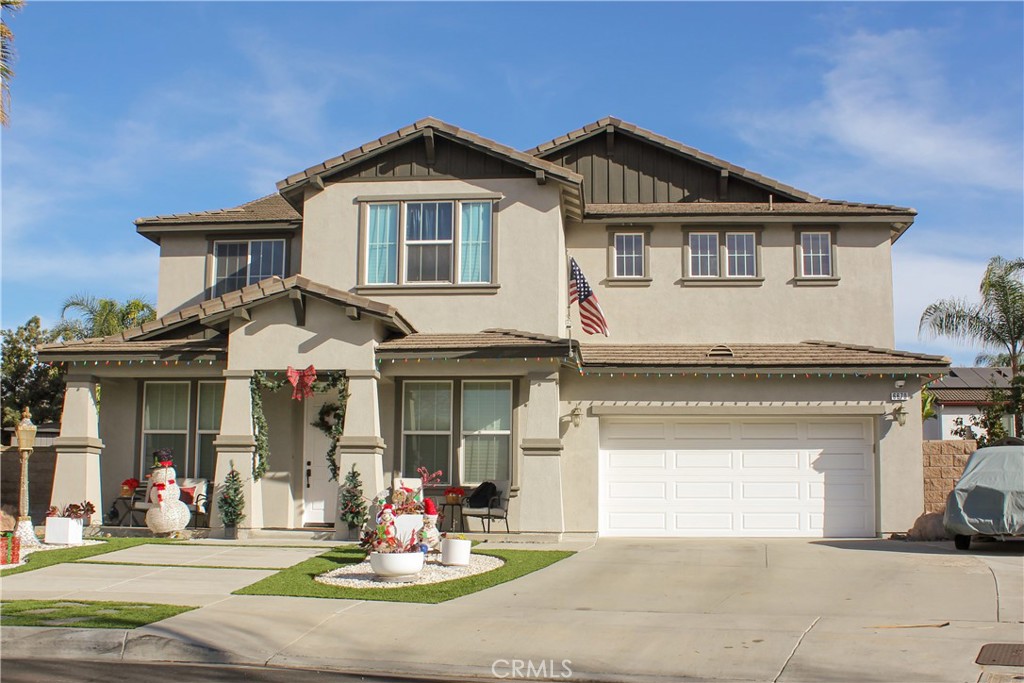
{"left": 2, "top": 538, "right": 1022, "bottom": 682}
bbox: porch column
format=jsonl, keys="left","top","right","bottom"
{"left": 518, "top": 371, "right": 565, "bottom": 533}
{"left": 336, "top": 369, "right": 385, "bottom": 538}
{"left": 51, "top": 375, "right": 104, "bottom": 526}
{"left": 211, "top": 370, "right": 264, "bottom": 533}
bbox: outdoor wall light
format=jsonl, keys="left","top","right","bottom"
{"left": 570, "top": 404, "right": 583, "bottom": 428}
{"left": 892, "top": 404, "right": 907, "bottom": 427}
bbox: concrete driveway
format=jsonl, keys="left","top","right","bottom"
{"left": 3, "top": 538, "right": 1022, "bottom": 682}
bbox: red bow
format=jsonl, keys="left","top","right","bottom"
{"left": 286, "top": 365, "right": 317, "bottom": 400}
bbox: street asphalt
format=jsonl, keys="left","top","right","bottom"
{"left": 1, "top": 537, "right": 1022, "bottom": 682}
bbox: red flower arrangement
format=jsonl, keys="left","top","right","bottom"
{"left": 444, "top": 487, "right": 465, "bottom": 497}
{"left": 121, "top": 478, "right": 141, "bottom": 490}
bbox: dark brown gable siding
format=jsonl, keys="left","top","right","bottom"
{"left": 332, "top": 136, "right": 533, "bottom": 181}
{"left": 543, "top": 132, "right": 782, "bottom": 204}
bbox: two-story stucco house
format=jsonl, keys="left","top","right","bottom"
{"left": 39, "top": 117, "right": 949, "bottom": 538}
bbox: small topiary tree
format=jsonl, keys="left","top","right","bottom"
{"left": 339, "top": 465, "right": 368, "bottom": 532}
{"left": 218, "top": 464, "right": 246, "bottom": 531}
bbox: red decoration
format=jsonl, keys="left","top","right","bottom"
{"left": 0, "top": 535, "right": 21, "bottom": 565}
{"left": 287, "top": 365, "right": 317, "bottom": 400}
{"left": 423, "top": 498, "right": 438, "bottom": 516}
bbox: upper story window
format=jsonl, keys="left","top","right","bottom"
{"left": 365, "top": 200, "right": 494, "bottom": 286}
{"left": 684, "top": 229, "right": 762, "bottom": 283}
{"left": 799, "top": 231, "right": 833, "bottom": 277}
{"left": 213, "top": 239, "right": 286, "bottom": 297}
{"left": 614, "top": 233, "right": 645, "bottom": 278}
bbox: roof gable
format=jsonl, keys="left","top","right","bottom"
{"left": 529, "top": 117, "right": 818, "bottom": 204}
{"left": 277, "top": 117, "right": 584, "bottom": 214}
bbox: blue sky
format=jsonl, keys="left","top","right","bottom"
{"left": 2, "top": 2, "right": 1021, "bottom": 364}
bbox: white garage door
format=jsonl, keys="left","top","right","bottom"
{"left": 599, "top": 417, "right": 875, "bottom": 538}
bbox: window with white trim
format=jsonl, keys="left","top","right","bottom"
{"left": 800, "top": 232, "right": 833, "bottom": 277}
{"left": 400, "top": 379, "right": 513, "bottom": 486}
{"left": 689, "top": 232, "right": 719, "bottom": 277}
{"left": 364, "top": 200, "right": 494, "bottom": 285}
{"left": 726, "top": 232, "right": 756, "bottom": 277}
{"left": 141, "top": 382, "right": 190, "bottom": 475}
{"left": 613, "top": 233, "right": 645, "bottom": 278}
{"left": 213, "top": 239, "right": 286, "bottom": 297}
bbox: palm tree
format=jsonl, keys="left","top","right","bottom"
{"left": 919, "top": 256, "right": 1024, "bottom": 380}
{"left": 1, "top": 0, "right": 25, "bottom": 127}
{"left": 54, "top": 295, "right": 157, "bottom": 340}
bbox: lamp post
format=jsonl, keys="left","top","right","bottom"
{"left": 15, "top": 407, "right": 40, "bottom": 547}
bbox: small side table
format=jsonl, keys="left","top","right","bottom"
{"left": 110, "top": 497, "right": 134, "bottom": 526}
{"left": 440, "top": 502, "right": 463, "bottom": 532}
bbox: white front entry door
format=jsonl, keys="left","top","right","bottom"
{"left": 599, "top": 416, "right": 875, "bottom": 538}
{"left": 303, "top": 394, "right": 338, "bottom": 526}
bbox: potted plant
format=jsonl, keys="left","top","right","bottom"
{"left": 45, "top": 501, "right": 95, "bottom": 545}
{"left": 444, "top": 486, "right": 465, "bottom": 504}
{"left": 218, "top": 465, "right": 245, "bottom": 539}
{"left": 121, "top": 478, "right": 141, "bottom": 498}
{"left": 338, "top": 465, "right": 368, "bottom": 541}
{"left": 360, "top": 504, "right": 424, "bottom": 581}
{"left": 441, "top": 532, "right": 472, "bottom": 566}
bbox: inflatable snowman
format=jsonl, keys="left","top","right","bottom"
{"left": 145, "top": 456, "right": 191, "bottom": 534}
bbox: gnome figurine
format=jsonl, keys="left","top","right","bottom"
{"left": 419, "top": 499, "right": 441, "bottom": 552}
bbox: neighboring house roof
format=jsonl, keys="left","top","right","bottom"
{"left": 927, "top": 366, "right": 1013, "bottom": 405}
{"left": 579, "top": 340, "right": 949, "bottom": 372}
{"left": 276, "top": 117, "right": 585, "bottom": 214}
{"left": 376, "top": 329, "right": 571, "bottom": 358}
{"left": 38, "top": 276, "right": 416, "bottom": 361}
{"left": 528, "top": 116, "right": 819, "bottom": 202}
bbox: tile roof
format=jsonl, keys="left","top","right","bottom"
{"left": 37, "top": 338, "right": 226, "bottom": 360}
{"left": 135, "top": 193, "right": 300, "bottom": 227}
{"left": 579, "top": 340, "right": 949, "bottom": 370}
{"left": 376, "top": 329, "right": 570, "bottom": 354}
{"left": 929, "top": 388, "right": 998, "bottom": 404}
{"left": 927, "top": 366, "right": 1012, "bottom": 390}
{"left": 528, "top": 117, "right": 820, "bottom": 203}
{"left": 277, "top": 117, "right": 584, "bottom": 194}
{"left": 585, "top": 201, "right": 916, "bottom": 218}
{"left": 38, "top": 276, "right": 415, "bottom": 360}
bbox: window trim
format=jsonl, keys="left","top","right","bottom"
{"left": 360, "top": 199, "right": 498, "bottom": 288}
{"left": 459, "top": 380, "right": 514, "bottom": 487}
{"left": 682, "top": 228, "right": 764, "bottom": 285}
{"left": 209, "top": 237, "right": 288, "bottom": 299}
{"left": 606, "top": 228, "right": 652, "bottom": 283}
{"left": 724, "top": 231, "right": 757, "bottom": 278}
{"left": 400, "top": 380, "right": 455, "bottom": 486}
{"left": 140, "top": 381, "right": 192, "bottom": 477}
{"left": 795, "top": 228, "right": 840, "bottom": 283}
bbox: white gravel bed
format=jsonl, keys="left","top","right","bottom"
{"left": 315, "top": 553, "right": 504, "bottom": 589}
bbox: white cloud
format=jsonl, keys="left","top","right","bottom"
{"left": 733, "top": 28, "right": 1023, "bottom": 197}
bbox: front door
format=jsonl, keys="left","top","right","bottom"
{"left": 303, "top": 394, "right": 338, "bottom": 526}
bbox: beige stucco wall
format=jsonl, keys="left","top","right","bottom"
{"left": 300, "top": 178, "right": 566, "bottom": 335}
{"left": 97, "top": 377, "right": 139, "bottom": 508}
{"left": 567, "top": 221, "right": 896, "bottom": 347}
{"left": 558, "top": 371, "right": 925, "bottom": 536}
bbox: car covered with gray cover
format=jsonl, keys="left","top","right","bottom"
{"left": 944, "top": 442, "right": 1024, "bottom": 550}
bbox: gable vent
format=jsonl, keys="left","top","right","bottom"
{"left": 706, "top": 344, "right": 734, "bottom": 358}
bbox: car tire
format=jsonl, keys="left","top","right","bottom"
{"left": 954, "top": 534, "right": 971, "bottom": 550}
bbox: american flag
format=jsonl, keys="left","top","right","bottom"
{"left": 569, "top": 257, "right": 610, "bottom": 336}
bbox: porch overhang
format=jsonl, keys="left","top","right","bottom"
{"left": 37, "top": 339, "right": 227, "bottom": 364}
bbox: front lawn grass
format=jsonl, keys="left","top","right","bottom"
{"left": 0, "top": 599, "right": 195, "bottom": 629}
{"left": 234, "top": 546, "right": 573, "bottom": 603}
{"left": 0, "top": 538, "right": 175, "bottom": 577}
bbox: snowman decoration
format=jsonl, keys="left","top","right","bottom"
{"left": 145, "top": 451, "right": 191, "bottom": 534}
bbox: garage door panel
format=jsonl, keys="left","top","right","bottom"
{"left": 673, "top": 422, "right": 732, "bottom": 440}
{"left": 674, "top": 451, "right": 733, "bottom": 468}
{"left": 741, "top": 450, "right": 800, "bottom": 469}
{"left": 600, "top": 417, "right": 875, "bottom": 538}
{"left": 608, "top": 450, "right": 667, "bottom": 469}
{"left": 608, "top": 481, "right": 667, "bottom": 500}
{"left": 741, "top": 481, "right": 802, "bottom": 500}
{"left": 740, "top": 421, "right": 799, "bottom": 439}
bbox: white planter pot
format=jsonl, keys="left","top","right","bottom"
{"left": 393, "top": 514, "right": 423, "bottom": 544}
{"left": 369, "top": 551, "right": 425, "bottom": 579}
{"left": 45, "top": 517, "right": 84, "bottom": 545}
{"left": 441, "top": 538, "right": 472, "bottom": 566}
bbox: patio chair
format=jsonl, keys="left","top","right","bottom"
{"left": 461, "top": 480, "right": 510, "bottom": 533}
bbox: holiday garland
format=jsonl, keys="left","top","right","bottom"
{"left": 249, "top": 370, "right": 347, "bottom": 482}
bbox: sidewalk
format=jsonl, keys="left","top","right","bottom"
{"left": 2, "top": 538, "right": 1022, "bottom": 682}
